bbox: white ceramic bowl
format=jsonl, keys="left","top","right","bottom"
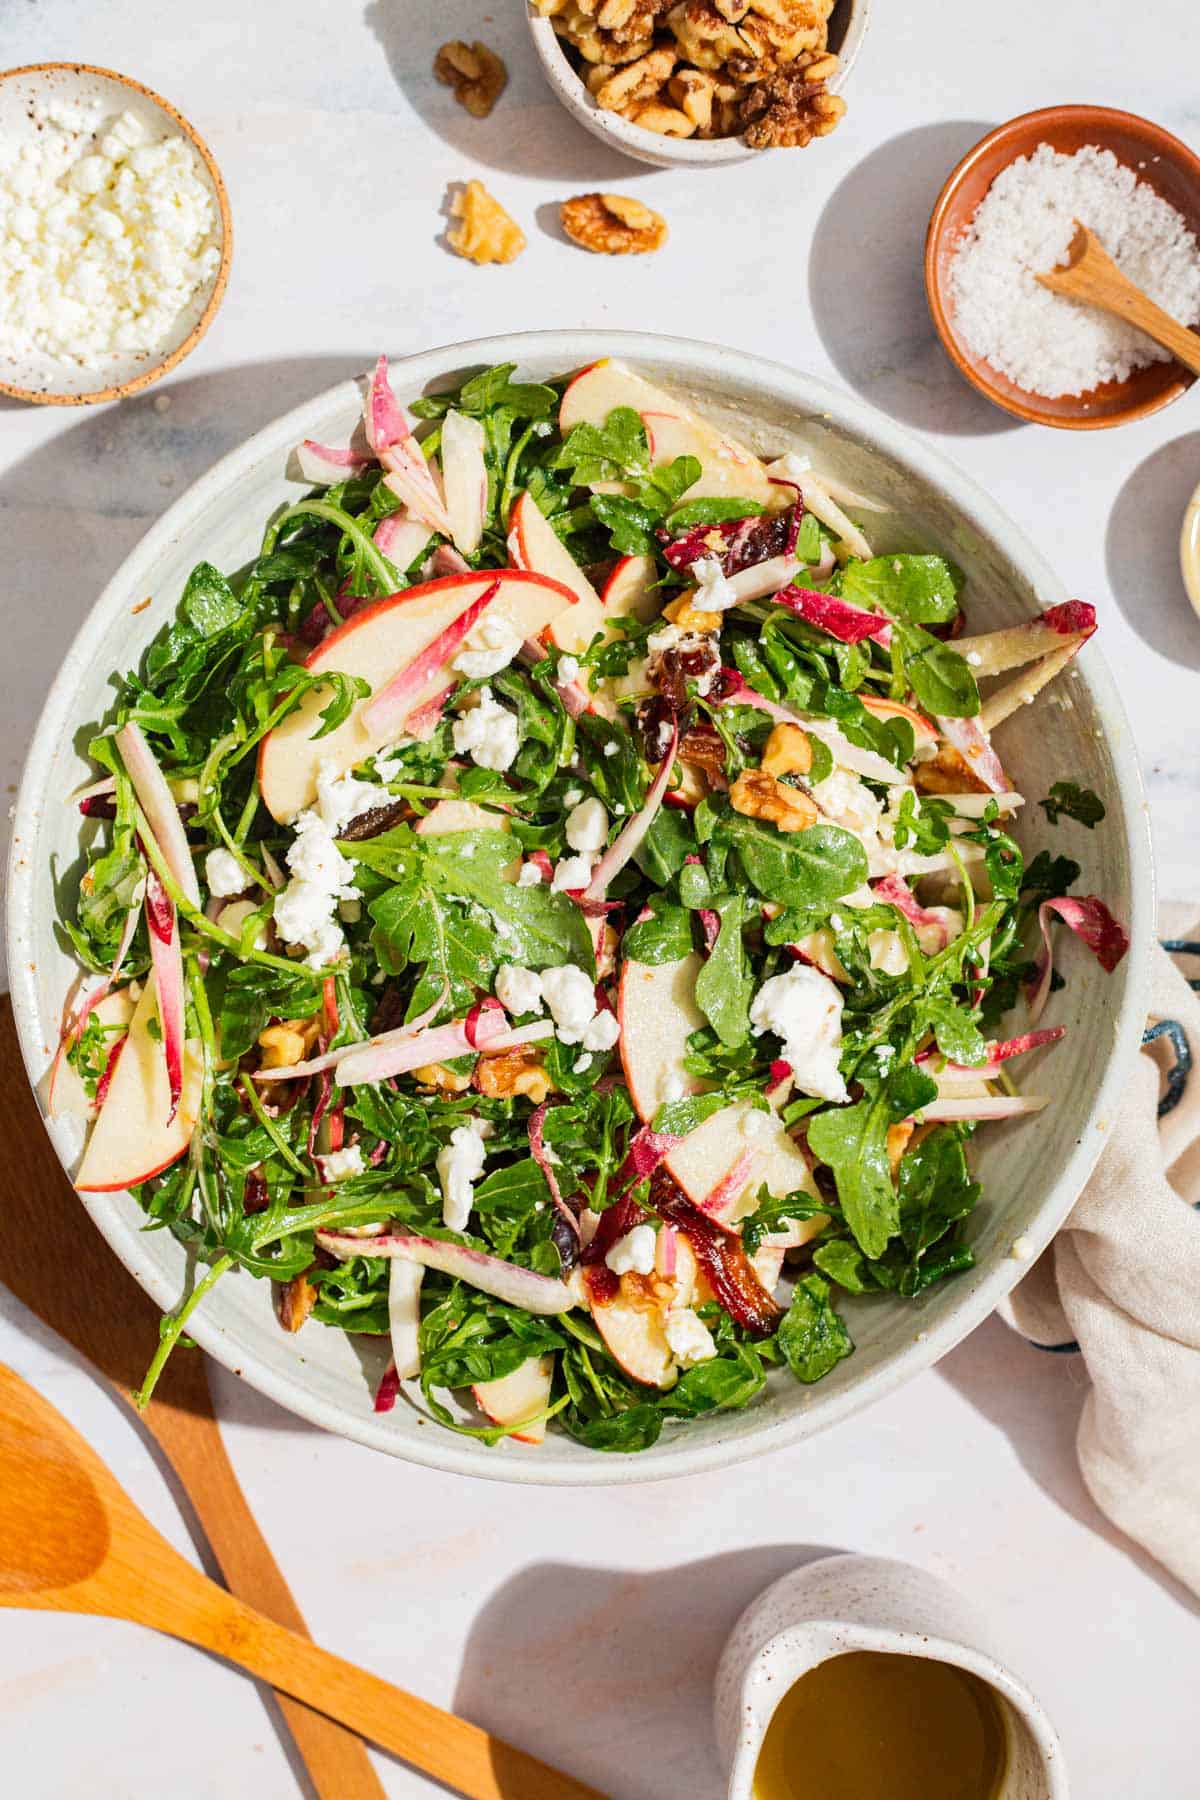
{"left": 526, "top": 0, "right": 870, "bottom": 170}
{"left": 7, "top": 330, "right": 1152, "bottom": 1485}
{"left": 0, "top": 63, "right": 231, "bottom": 405}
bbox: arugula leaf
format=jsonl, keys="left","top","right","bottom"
{"left": 893, "top": 622, "right": 979, "bottom": 718}
{"left": 661, "top": 1341, "right": 766, "bottom": 1415}
{"left": 717, "top": 809, "right": 868, "bottom": 911}
{"left": 666, "top": 497, "right": 765, "bottom": 530}
{"left": 811, "top": 1239, "right": 876, "bottom": 1293}
{"left": 552, "top": 406, "right": 649, "bottom": 486}
{"left": 925, "top": 996, "right": 988, "bottom": 1067}
{"left": 650, "top": 1090, "right": 732, "bottom": 1136}
{"left": 1039, "top": 781, "right": 1106, "bottom": 829}
{"left": 181, "top": 561, "right": 242, "bottom": 637}
{"left": 218, "top": 963, "right": 325, "bottom": 1060}
{"left": 777, "top": 1275, "right": 854, "bottom": 1383}
{"left": 898, "top": 1127, "right": 979, "bottom": 1265}
{"left": 622, "top": 896, "right": 695, "bottom": 965}
{"left": 807, "top": 1064, "right": 937, "bottom": 1257}
{"left": 410, "top": 362, "right": 557, "bottom": 423}
{"left": 841, "top": 554, "right": 961, "bottom": 624}
{"left": 694, "top": 894, "right": 754, "bottom": 1048}
{"left": 1022, "top": 848, "right": 1081, "bottom": 904}
{"left": 589, "top": 455, "right": 701, "bottom": 555}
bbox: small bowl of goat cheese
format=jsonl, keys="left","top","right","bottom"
{"left": 0, "top": 63, "right": 231, "bottom": 405}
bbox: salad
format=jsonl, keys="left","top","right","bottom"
{"left": 53, "top": 354, "right": 1129, "bottom": 1453}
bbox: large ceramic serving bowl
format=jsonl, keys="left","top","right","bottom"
{"left": 7, "top": 331, "right": 1152, "bottom": 1485}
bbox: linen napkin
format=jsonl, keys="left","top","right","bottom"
{"left": 1001, "top": 907, "right": 1200, "bottom": 1597}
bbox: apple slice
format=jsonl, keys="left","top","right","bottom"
{"left": 473, "top": 1353, "right": 554, "bottom": 1445}
{"left": 48, "top": 988, "right": 136, "bottom": 1120}
{"left": 506, "top": 492, "right": 606, "bottom": 653}
{"left": 585, "top": 1273, "right": 677, "bottom": 1388}
{"left": 76, "top": 979, "right": 203, "bottom": 1192}
{"left": 440, "top": 411, "right": 488, "bottom": 558}
{"left": 618, "top": 952, "right": 707, "bottom": 1123}
{"left": 258, "top": 571, "right": 572, "bottom": 823}
{"left": 600, "top": 554, "right": 660, "bottom": 624}
{"left": 559, "top": 358, "right": 773, "bottom": 506}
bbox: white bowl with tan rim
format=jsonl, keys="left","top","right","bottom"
{"left": 7, "top": 329, "right": 1151, "bottom": 1483}
{"left": 525, "top": 0, "right": 870, "bottom": 170}
{"left": 715, "top": 1555, "right": 1068, "bottom": 1797}
{"left": 0, "top": 63, "right": 232, "bottom": 406}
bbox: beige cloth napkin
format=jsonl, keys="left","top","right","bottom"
{"left": 1000, "top": 908, "right": 1200, "bottom": 1596}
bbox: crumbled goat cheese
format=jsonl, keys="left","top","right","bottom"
{"left": 517, "top": 860, "right": 545, "bottom": 887}
{"left": 321, "top": 1145, "right": 365, "bottom": 1182}
{"left": 452, "top": 610, "right": 523, "bottom": 680}
{"left": 551, "top": 853, "right": 595, "bottom": 894}
{"left": 451, "top": 685, "right": 519, "bottom": 771}
{"left": 665, "top": 1307, "right": 718, "bottom": 1367}
{"left": 573, "top": 1053, "right": 593, "bottom": 1074}
{"left": 741, "top": 1107, "right": 769, "bottom": 1139}
{"left": 750, "top": 964, "right": 849, "bottom": 1104}
{"left": 580, "top": 1009, "right": 620, "bottom": 1054}
{"left": 565, "top": 796, "right": 609, "bottom": 854}
{"left": 273, "top": 810, "right": 359, "bottom": 967}
{"left": 0, "top": 101, "right": 220, "bottom": 368}
{"left": 541, "top": 963, "right": 598, "bottom": 1043}
{"left": 948, "top": 143, "right": 1200, "bottom": 398}
{"left": 436, "top": 1120, "right": 489, "bottom": 1232}
{"left": 646, "top": 623, "right": 682, "bottom": 657}
{"left": 373, "top": 749, "right": 408, "bottom": 782}
{"left": 605, "top": 1224, "right": 657, "bottom": 1277}
{"left": 495, "top": 963, "right": 544, "bottom": 1016}
{"left": 205, "top": 847, "right": 245, "bottom": 898}
{"left": 558, "top": 655, "right": 580, "bottom": 685}
{"left": 603, "top": 742, "right": 618, "bottom": 758}
{"left": 692, "top": 554, "right": 739, "bottom": 611}
{"left": 812, "top": 768, "right": 884, "bottom": 840}
{"left": 316, "top": 761, "right": 381, "bottom": 835}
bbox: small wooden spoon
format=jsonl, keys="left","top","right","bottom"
{"left": 0, "top": 1361, "right": 601, "bottom": 1800}
{"left": 0, "top": 996, "right": 385, "bottom": 1800}
{"left": 1037, "top": 221, "right": 1200, "bottom": 376}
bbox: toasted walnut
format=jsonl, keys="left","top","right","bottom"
{"left": 667, "top": 67, "right": 715, "bottom": 129}
{"left": 414, "top": 1061, "right": 474, "bottom": 1093}
{"left": 887, "top": 1121, "right": 914, "bottom": 1182}
{"left": 678, "top": 722, "right": 727, "bottom": 779}
{"left": 739, "top": 64, "right": 845, "bottom": 148}
{"left": 731, "top": 768, "right": 818, "bottom": 832}
{"left": 279, "top": 1269, "right": 317, "bottom": 1334}
{"left": 632, "top": 99, "right": 696, "bottom": 135}
{"left": 663, "top": 593, "right": 721, "bottom": 631}
{"left": 583, "top": 60, "right": 616, "bottom": 92}
{"left": 761, "top": 722, "right": 813, "bottom": 778}
{"left": 596, "top": 921, "right": 620, "bottom": 982}
{"left": 596, "top": 44, "right": 677, "bottom": 109}
{"left": 433, "top": 40, "right": 508, "bottom": 118}
{"left": 560, "top": 191, "right": 669, "bottom": 255}
{"left": 552, "top": 1, "right": 654, "bottom": 62}
{"left": 447, "top": 180, "right": 526, "bottom": 265}
{"left": 258, "top": 1017, "right": 319, "bottom": 1069}
{"left": 713, "top": 0, "right": 750, "bottom": 17}
{"left": 667, "top": 1, "right": 748, "bottom": 68}
{"left": 476, "top": 1047, "right": 553, "bottom": 1103}
{"left": 914, "top": 746, "right": 993, "bottom": 797}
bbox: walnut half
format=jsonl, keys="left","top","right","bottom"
{"left": 730, "top": 768, "right": 818, "bottom": 832}
{"left": 738, "top": 61, "right": 845, "bottom": 148}
{"left": 447, "top": 180, "right": 526, "bottom": 265}
{"left": 560, "top": 192, "right": 669, "bottom": 255}
{"left": 433, "top": 40, "right": 508, "bottom": 118}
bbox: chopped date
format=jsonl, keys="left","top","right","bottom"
{"left": 338, "top": 799, "right": 411, "bottom": 840}
{"left": 660, "top": 505, "right": 800, "bottom": 577}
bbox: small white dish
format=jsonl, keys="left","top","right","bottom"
{"left": 0, "top": 63, "right": 232, "bottom": 406}
{"left": 525, "top": 0, "right": 870, "bottom": 170}
{"left": 715, "top": 1554, "right": 1068, "bottom": 1798}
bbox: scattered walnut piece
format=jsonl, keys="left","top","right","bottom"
{"left": 760, "top": 722, "right": 812, "bottom": 778}
{"left": 739, "top": 60, "right": 845, "bottom": 148}
{"left": 663, "top": 593, "right": 721, "bottom": 632}
{"left": 433, "top": 40, "right": 508, "bottom": 119}
{"left": 475, "top": 1046, "right": 553, "bottom": 1103}
{"left": 258, "top": 1017, "right": 320, "bottom": 1069}
{"left": 414, "top": 1061, "right": 474, "bottom": 1093}
{"left": 279, "top": 1269, "right": 317, "bottom": 1333}
{"left": 914, "top": 745, "right": 993, "bottom": 797}
{"left": 560, "top": 191, "right": 669, "bottom": 255}
{"left": 447, "top": 180, "right": 526, "bottom": 265}
{"left": 730, "top": 768, "right": 818, "bottom": 832}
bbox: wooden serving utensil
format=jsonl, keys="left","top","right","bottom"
{"left": 0, "top": 998, "right": 386, "bottom": 1799}
{"left": 1037, "top": 221, "right": 1200, "bottom": 376}
{"left": 0, "top": 1360, "right": 600, "bottom": 1799}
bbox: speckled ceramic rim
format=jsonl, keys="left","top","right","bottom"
{"left": 925, "top": 104, "right": 1200, "bottom": 430}
{"left": 525, "top": 0, "right": 869, "bottom": 171}
{"left": 6, "top": 331, "right": 1153, "bottom": 1484}
{"left": 0, "top": 62, "right": 233, "bottom": 407}
{"left": 1182, "top": 480, "right": 1200, "bottom": 616}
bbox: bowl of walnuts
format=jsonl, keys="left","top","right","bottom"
{"left": 526, "top": 0, "right": 869, "bottom": 167}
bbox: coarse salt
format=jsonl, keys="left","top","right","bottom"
{"left": 948, "top": 144, "right": 1200, "bottom": 398}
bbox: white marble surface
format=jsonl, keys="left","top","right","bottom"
{"left": 2, "top": 2, "right": 1199, "bottom": 1795}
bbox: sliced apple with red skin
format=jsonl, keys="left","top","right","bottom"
{"left": 76, "top": 979, "right": 203, "bottom": 1192}
{"left": 618, "top": 952, "right": 708, "bottom": 1122}
{"left": 600, "top": 554, "right": 660, "bottom": 624}
{"left": 506, "top": 492, "right": 606, "bottom": 653}
{"left": 473, "top": 1353, "right": 555, "bottom": 1445}
{"left": 666, "top": 1099, "right": 823, "bottom": 1238}
{"left": 558, "top": 359, "right": 773, "bottom": 507}
{"left": 440, "top": 411, "right": 488, "bottom": 557}
{"left": 258, "top": 571, "right": 572, "bottom": 823}
{"left": 49, "top": 988, "right": 136, "bottom": 1121}
{"left": 416, "top": 796, "right": 521, "bottom": 882}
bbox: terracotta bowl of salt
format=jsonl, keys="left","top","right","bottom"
{"left": 925, "top": 105, "right": 1200, "bottom": 428}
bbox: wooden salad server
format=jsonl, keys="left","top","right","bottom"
{"left": 0, "top": 998, "right": 597, "bottom": 1799}
{"left": 1036, "top": 221, "right": 1200, "bottom": 376}
{"left": 0, "top": 1360, "right": 601, "bottom": 1799}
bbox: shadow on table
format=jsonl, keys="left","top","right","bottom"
{"left": 936, "top": 1313, "right": 1200, "bottom": 1616}
{"left": 362, "top": 0, "right": 643, "bottom": 186}
{"left": 1104, "top": 431, "right": 1200, "bottom": 672}
{"left": 454, "top": 1544, "right": 840, "bottom": 1800}
{"left": 809, "top": 122, "right": 1020, "bottom": 437}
